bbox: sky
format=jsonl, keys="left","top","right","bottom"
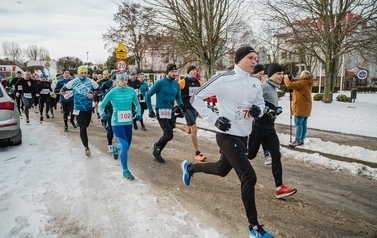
{"left": 0, "top": 0, "right": 123, "bottom": 63}
{"left": 0, "top": 92, "right": 376, "bottom": 237}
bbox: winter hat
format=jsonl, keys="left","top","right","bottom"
{"left": 267, "top": 63, "right": 283, "bottom": 77}
{"left": 116, "top": 72, "right": 128, "bottom": 81}
{"left": 235, "top": 46, "right": 256, "bottom": 64}
{"left": 252, "top": 64, "right": 264, "bottom": 74}
{"left": 77, "top": 65, "right": 88, "bottom": 74}
{"left": 63, "top": 68, "right": 70, "bottom": 73}
{"left": 110, "top": 69, "right": 118, "bottom": 80}
{"left": 186, "top": 65, "right": 197, "bottom": 74}
{"left": 130, "top": 68, "right": 137, "bottom": 75}
{"left": 166, "top": 63, "right": 177, "bottom": 74}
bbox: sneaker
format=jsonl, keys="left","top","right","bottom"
{"left": 289, "top": 141, "right": 303, "bottom": 147}
{"left": 181, "top": 160, "right": 193, "bottom": 186}
{"left": 71, "top": 121, "right": 78, "bottom": 128}
{"left": 195, "top": 153, "right": 206, "bottom": 162}
{"left": 46, "top": 114, "right": 50, "bottom": 119}
{"left": 97, "top": 113, "right": 100, "bottom": 119}
{"left": 64, "top": 126, "right": 68, "bottom": 132}
{"left": 51, "top": 114, "right": 55, "bottom": 118}
{"left": 40, "top": 116, "right": 43, "bottom": 122}
{"left": 152, "top": 143, "right": 165, "bottom": 163}
{"left": 112, "top": 146, "right": 119, "bottom": 160}
{"left": 85, "top": 149, "right": 91, "bottom": 157}
{"left": 264, "top": 155, "right": 272, "bottom": 165}
{"left": 123, "top": 170, "right": 135, "bottom": 180}
{"left": 249, "top": 225, "right": 274, "bottom": 238}
{"left": 107, "top": 145, "right": 113, "bottom": 153}
{"left": 26, "top": 119, "right": 30, "bottom": 124}
{"left": 141, "top": 126, "right": 147, "bottom": 131}
{"left": 275, "top": 184, "right": 297, "bottom": 199}
{"left": 133, "top": 122, "right": 138, "bottom": 130}
{"left": 19, "top": 114, "right": 23, "bottom": 119}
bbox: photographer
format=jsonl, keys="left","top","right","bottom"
{"left": 284, "top": 70, "right": 314, "bottom": 147}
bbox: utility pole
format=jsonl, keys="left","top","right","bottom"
{"left": 86, "top": 52, "right": 89, "bottom": 66}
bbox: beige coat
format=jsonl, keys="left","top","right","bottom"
{"left": 283, "top": 77, "right": 314, "bottom": 117}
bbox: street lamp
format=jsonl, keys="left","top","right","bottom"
{"left": 86, "top": 52, "right": 89, "bottom": 66}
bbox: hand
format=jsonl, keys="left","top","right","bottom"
{"left": 288, "top": 74, "right": 294, "bottom": 81}
{"left": 179, "top": 104, "right": 186, "bottom": 113}
{"left": 276, "top": 106, "right": 283, "bottom": 115}
{"left": 87, "top": 93, "right": 94, "bottom": 99}
{"left": 266, "top": 108, "right": 277, "bottom": 119}
{"left": 101, "top": 114, "right": 110, "bottom": 121}
{"left": 135, "top": 115, "right": 142, "bottom": 121}
{"left": 16, "top": 92, "right": 20, "bottom": 97}
{"left": 148, "top": 111, "right": 156, "bottom": 118}
{"left": 139, "top": 94, "right": 144, "bottom": 101}
{"left": 64, "top": 92, "right": 72, "bottom": 99}
{"left": 249, "top": 105, "right": 261, "bottom": 118}
{"left": 215, "top": 116, "right": 231, "bottom": 132}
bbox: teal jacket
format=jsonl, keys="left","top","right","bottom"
{"left": 139, "top": 80, "right": 149, "bottom": 97}
{"left": 146, "top": 77, "right": 183, "bottom": 112}
{"left": 99, "top": 85, "right": 141, "bottom": 126}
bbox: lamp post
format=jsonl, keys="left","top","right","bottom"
{"left": 86, "top": 52, "right": 89, "bottom": 66}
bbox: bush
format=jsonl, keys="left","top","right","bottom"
{"left": 336, "top": 94, "right": 352, "bottom": 102}
{"left": 313, "top": 93, "right": 323, "bottom": 101}
{"left": 277, "top": 90, "right": 285, "bottom": 98}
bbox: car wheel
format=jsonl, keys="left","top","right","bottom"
{"left": 9, "top": 129, "right": 22, "bottom": 146}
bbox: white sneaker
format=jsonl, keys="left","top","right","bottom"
{"left": 264, "top": 156, "right": 272, "bottom": 165}
{"left": 107, "top": 145, "right": 113, "bottom": 153}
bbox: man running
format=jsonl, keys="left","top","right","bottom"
{"left": 92, "top": 73, "right": 101, "bottom": 119}
{"left": 145, "top": 63, "right": 185, "bottom": 163}
{"left": 36, "top": 73, "right": 53, "bottom": 122}
{"left": 61, "top": 65, "right": 99, "bottom": 156}
{"left": 175, "top": 65, "right": 206, "bottom": 161}
{"left": 181, "top": 47, "right": 274, "bottom": 238}
{"left": 137, "top": 73, "right": 149, "bottom": 131}
{"left": 127, "top": 68, "right": 141, "bottom": 130}
{"left": 15, "top": 71, "right": 37, "bottom": 124}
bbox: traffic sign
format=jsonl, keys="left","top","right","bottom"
{"left": 115, "top": 42, "right": 128, "bottom": 60}
{"left": 44, "top": 62, "right": 51, "bottom": 68}
{"left": 357, "top": 70, "right": 367, "bottom": 80}
{"left": 115, "top": 60, "right": 127, "bottom": 71}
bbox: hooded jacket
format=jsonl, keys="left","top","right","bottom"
{"left": 284, "top": 77, "right": 314, "bottom": 117}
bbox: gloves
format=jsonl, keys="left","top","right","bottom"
{"left": 179, "top": 104, "right": 186, "bottom": 113}
{"left": 101, "top": 114, "right": 110, "bottom": 121}
{"left": 249, "top": 105, "right": 261, "bottom": 118}
{"left": 148, "top": 111, "right": 156, "bottom": 118}
{"left": 276, "top": 106, "right": 283, "bottom": 115}
{"left": 266, "top": 108, "right": 277, "bottom": 119}
{"left": 139, "top": 94, "right": 144, "bottom": 101}
{"left": 135, "top": 115, "right": 142, "bottom": 121}
{"left": 215, "top": 117, "right": 231, "bottom": 132}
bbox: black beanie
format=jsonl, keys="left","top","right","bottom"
{"left": 166, "top": 63, "right": 177, "bottom": 74}
{"left": 252, "top": 64, "right": 264, "bottom": 74}
{"left": 187, "top": 65, "right": 197, "bottom": 74}
{"left": 235, "top": 46, "right": 256, "bottom": 64}
{"left": 267, "top": 63, "right": 283, "bottom": 77}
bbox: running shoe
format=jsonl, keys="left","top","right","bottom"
{"left": 85, "top": 149, "right": 91, "bottom": 157}
{"left": 181, "top": 160, "right": 192, "bottom": 186}
{"left": 249, "top": 225, "right": 274, "bottom": 238}
{"left": 195, "top": 153, "right": 206, "bottom": 162}
{"left": 64, "top": 126, "right": 68, "bottom": 132}
{"left": 112, "top": 146, "right": 119, "bottom": 160}
{"left": 275, "top": 185, "right": 297, "bottom": 199}
{"left": 123, "top": 170, "right": 135, "bottom": 180}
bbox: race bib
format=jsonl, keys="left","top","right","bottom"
{"left": 41, "top": 89, "right": 50, "bottom": 94}
{"left": 118, "top": 110, "right": 132, "bottom": 122}
{"left": 73, "top": 109, "right": 80, "bottom": 115}
{"left": 158, "top": 109, "right": 172, "bottom": 119}
{"left": 24, "top": 93, "right": 32, "bottom": 99}
{"left": 189, "top": 86, "right": 200, "bottom": 96}
{"left": 234, "top": 106, "right": 251, "bottom": 124}
{"left": 36, "top": 94, "right": 40, "bottom": 97}
{"left": 17, "top": 85, "right": 22, "bottom": 90}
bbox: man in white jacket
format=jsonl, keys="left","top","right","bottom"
{"left": 181, "top": 46, "right": 274, "bottom": 238}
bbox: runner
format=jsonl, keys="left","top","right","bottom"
{"left": 15, "top": 70, "right": 37, "bottom": 124}
{"left": 137, "top": 73, "right": 149, "bottom": 131}
{"left": 248, "top": 63, "right": 297, "bottom": 199}
{"left": 181, "top": 47, "right": 274, "bottom": 238}
{"left": 127, "top": 68, "right": 141, "bottom": 130}
{"left": 36, "top": 73, "right": 53, "bottom": 122}
{"left": 60, "top": 65, "right": 99, "bottom": 156}
{"left": 145, "top": 63, "right": 185, "bottom": 163}
{"left": 175, "top": 65, "right": 207, "bottom": 161}
{"left": 55, "top": 68, "right": 77, "bottom": 132}
{"left": 9, "top": 71, "right": 24, "bottom": 117}
{"left": 92, "top": 73, "right": 101, "bottom": 119}
{"left": 99, "top": 72, "right": 142, "bottom": 180}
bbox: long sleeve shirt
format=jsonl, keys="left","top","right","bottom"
{"left": 190, "top": 64, "right": 265, "bottom": 137}
{"left": 64, "top": 77, "right": 99, "bottom": 111}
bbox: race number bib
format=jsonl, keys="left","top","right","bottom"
{"left": 41, "top": 89, "right": 50, "bottom": 94}
{"left": 118, "top": 110, "right": 132, "bottom": 122}
{"left": 234, "top": 106, "right": 251, "bottom": 124}
{"left": 73, "top": 109, "right": 80, "bottom": 115}
{"left": 189, "top": 86, "right": 200, "bottom": 96}
{"left": 23, "top": 93, "right": 32, "bottom": 99}
{"left": 17, "top": 85, "right": 22, "bottom": 90}
{"left": 158, "top": 109, "right": 172, "bottom": 119}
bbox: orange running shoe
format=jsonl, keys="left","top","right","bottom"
{"left": 195, "top": 153, "right": 206, "bottom": 161}
{"left": 85, "top": 149, "right": 91, "bottom": 157}
{"left": 275, "top": 184, "right": 297, "bottom": 199}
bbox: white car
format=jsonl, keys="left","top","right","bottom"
{"left": 0, "top": 84, "right": 22, "bottom": 146}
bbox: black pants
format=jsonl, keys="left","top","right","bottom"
{"left": 190, "top": 133, "right": 258, "bottom": 226}
{"left": 248, "top": 125, "right": 283, "bottom": 188}
{"left": 156, "top": 116, "right": 175, "bottom": 151}
{"left": 39, "top": 95, "right": 50, "bottom": 116}
{"left": 21, "top": 95, "right": 33, "bottom": 120}
{"left": 15, "top": 96, "right": 23, "bottom": 115}
{"left": 106, "top": 115, "right": 114, "bottom": 145}
{"left": 62, "top": 101, "right": 74, "bottom": 127}
{"left": 76, "top": 110, "right": 92, "bottom": 149}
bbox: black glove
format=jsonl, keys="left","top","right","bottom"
{"left": 249, "top": 105, "right": 261, "bottom": 118}
{"left": 266, "top": 108, "right": 277, "bottom": 119}
{"left": 148, "top": 111, "right": 156, "bottom": 118}
{"left": 276, "top": 106, "right": 283, "bottom": 115}
{"left": 139, "top": 94, "right": 144, "bottom": 101}
{"left": 215, "top": 117, "right": 231, "bottom": 132}
{"left": 179, "top": 104, "right": 186, "bottom": 113}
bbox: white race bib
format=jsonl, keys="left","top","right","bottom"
{"left": 234, "top": 106, "right": 251, "bottom": 124}
{"left": 73, "top": 109, "right": 80, "bottom": 115}
{"left": 189, "top": 86, "right": 200, "bottom": 96}
{"left": 17, "top": 85, "right": 22, "bottom": 90}
{"left": 36, "top": 94, "right": 40, "bottom": 97}
{"left": 158, "top": 109, "right": 172, "bottom": 119}
{"left": 41, "top": 89, "right": 50, "bottom": 94}
{"left": 24, "top": 93, "right": 32, "bottom": 99}
{"left": 117, "top": 110, "right": 132, "bottom": 122}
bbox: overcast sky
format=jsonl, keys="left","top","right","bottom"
{"left": 0, "top": 0, "right": 123, "bottom": 63}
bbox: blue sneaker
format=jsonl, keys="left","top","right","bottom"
{"left": 123, "top": 170, "right": 134, "bottom": 180}
{"left": 249, "top": 225, "right": 274, "bottom": 238}
{"left": 181, "top": 160, "right": 192, "bottom": 186}
{"left": 112, "top": 146, "right": 119, "bottom": 160}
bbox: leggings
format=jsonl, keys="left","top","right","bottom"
{"left": 156, "top": 116, "right": 175, "bottom": 151}
{"left": 112, "top": 125, "right": 133, "bottom": 171}
{"left": 39, "top": 95, "right": 50, "bottom": 116}
{"left": 75, "top": 110, "right": 92, "bottom": 149}
{"left": 106, "top": 116, "right": 114, "bottom": 145}
{"left": 62, "top": 101, "right": 75, "bottom": 127}
{"left": 21, "top": 95, "right": 33, "bottom": 120}
{"left": 15, "top": 96, "right": 23, "bottom": 115}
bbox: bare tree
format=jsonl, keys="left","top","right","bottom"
{"left": 102, "top": 1, "right": 157, "bottom": 70}
{"left": 150, "top": 0, "right": 250, "bottom": 78}
{"left": 263, "top": 0, "right": 377, "bottom": 102}
{"left": 26, "top": 45, "right": 39, "bottom": 60}
{"left": 1, "top": 41, "right": 11, "bottom": 58}
{"left": 38, "top": 47, "right": 50, "bottom": 61}
{"left": 1, "top": 41, "right": 22, "bottom": 62}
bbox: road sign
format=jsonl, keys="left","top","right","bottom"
{"left": 357, "top": 70, "right": 368, "bottom": 80}
{"left": 115, "top": 60, "right": 127, "bottom": 71}
{"left": 44, "top": 62, "right": 51, "bottom": 68}
{"left": 115, "top": 42, "right": 128, "bottom": 60}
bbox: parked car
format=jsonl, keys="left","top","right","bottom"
{"left": 0, "top": 84, "right": 22, "bottom": 146}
